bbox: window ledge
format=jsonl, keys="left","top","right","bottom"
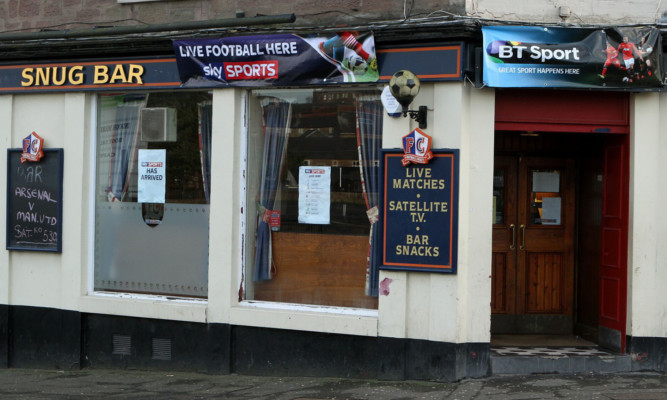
{"left": 81, "top": 291, "right": 208, "bottom": 323}
{"left": 230, "top": 301, "right": 379, "bottom": 337}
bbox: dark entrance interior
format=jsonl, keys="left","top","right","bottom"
{"left": 492, "top": 131, "right": 604, "bottom": 343}
{"left": 491, "top": 90, "right": 629, "bottom": 351}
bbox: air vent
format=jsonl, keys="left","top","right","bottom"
{"left": 112, "top": 334, "right": 132, "bottom": 356}
{"left": 141, "top": 107, "right": 177, "bottom": 142}
{"left": 152, "top": 338, "right": 172, "bottom": 361}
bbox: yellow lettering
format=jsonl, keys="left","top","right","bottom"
{"left": 127, "top": 64, "right": 144, "bottom": 84}
{"left": 94, "top": 65, "right": 109, "bottom": 84}
{"left": 110, "top": 64, "right": 128, "bottom": 83}
{"left": 21, "top": 68, "right": 34, "bottom": 86}
{"left": 69, "top": 66, "right": 84, "bottom": 85}
{"left": 52, "top": 67, "right": 66, "bottom": 86}
{"left": 406, "top": 235, "right": 429, "bottom": 245}
{"left": 35, "top": 68, "right": 50, "bottom": 85}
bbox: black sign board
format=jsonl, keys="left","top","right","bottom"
{"left": 6, "top": 149, "right": 63, "bottom": 252}
{"left": 380, "top": 149, "right": 459, "bottom": 273}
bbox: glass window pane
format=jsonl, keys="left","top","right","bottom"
{"left": 245, "top": 88, "right": 381, "bottom": 309}
{"left": 94, "top": 91, "right": 212, "bottom": 297}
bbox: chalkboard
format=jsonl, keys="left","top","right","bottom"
{"left": 6, "top": 148, "right": 63, "bottom": 252}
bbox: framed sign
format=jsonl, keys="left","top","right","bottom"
{"left": 380, "top": 149, "right": 459, "bottom": 273}
{"left": 6, "top": 148, "right": 63, "bottom": 252}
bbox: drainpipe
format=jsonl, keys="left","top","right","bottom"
{"left": 0, "top": 14, "right": 296, "bottom": 42}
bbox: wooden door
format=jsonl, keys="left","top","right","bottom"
{"left": 492, "top": 155, "right": 576, "bottom": 334}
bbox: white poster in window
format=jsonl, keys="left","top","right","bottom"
{"left": 298, "top": 166, "right": 331, "bottom": 225}
{"left": 533, "top": 171, "right": 560, "bottom": 193}
{"left": 541, "top": 197, "right": 561, "bottom": 225}
{"left": 138, "top": 149, "right": 166, "bottom": 203}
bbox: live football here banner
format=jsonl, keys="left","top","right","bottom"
{"left": 483, "top": 26, "right": 662, "bottom": 89}
{"left": 172, "top": 32, "right": 378, "bottom": 87}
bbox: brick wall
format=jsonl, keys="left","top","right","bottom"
{"left": 0, "top": 0, "right": 465, "bottom": 33}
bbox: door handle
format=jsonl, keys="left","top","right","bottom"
{"left": 519, "top": 224, "right": 526, "bottom": 250}
{"left": 509, "top": 224, "right": 516, "bottom": 250}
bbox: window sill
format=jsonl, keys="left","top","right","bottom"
{"left": 80, "top": 291, "right": 208, "bottom": 323}
{"left": 230, "top": 301, "right": 379, "bottom": 337}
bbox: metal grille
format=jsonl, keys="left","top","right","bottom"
{"left": 112, "top": 334, "right": 132, "bottom": 356}
{"left": 152, "top": 338, "right": 172, "bottom": 361}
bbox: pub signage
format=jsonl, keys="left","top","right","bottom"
{"left": 0, "top": 57, "right": 181, "bottom": 93}
{"left": 380, "top": 149, "right": 459, "bottom": 273}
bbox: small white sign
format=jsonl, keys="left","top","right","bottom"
{"left": 138, "top": 149, "right": 166, "bottom": 203}
{"left": 541, "top": 197, "right": 562, "bottom": 225}
{"left": 298, "top": 166, "right": 331, "bottom": 225}
{"left": 381, "top": 86, "right": 403, "bottom": 117}
{"left": 533, "top": 171, "right": 560, "bottom": 193}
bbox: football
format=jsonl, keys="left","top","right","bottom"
{"left": 347, "top": 55, "right": 368, "bottom": 75}
{"left": 389, "top": 70, "right": 420, "bottom": 107}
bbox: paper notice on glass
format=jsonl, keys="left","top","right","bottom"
{"left": 298, "top": 166, "right": 331, "bottom": 225}
{"left": 541, "top": 197, "right": 561, "bottom": 225}
{"left": 533, "top": 171, "right": 560, "bottom": 193}
{"left": 138, "top": 149, "right": 166, "bottom": 203}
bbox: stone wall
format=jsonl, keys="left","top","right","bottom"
{"left": 0, "top": 0, "right": 465, "bottom": 33}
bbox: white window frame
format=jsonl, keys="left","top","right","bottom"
{"left": 235, "top": 88, "right": 380, "bottom": 323}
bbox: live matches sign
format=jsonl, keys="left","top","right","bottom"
{"left": 380, "top": 149, "right": 459, "bottom": 273}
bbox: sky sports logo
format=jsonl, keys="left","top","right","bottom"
{"left": 203, "top": 61, "right": 278, "bottom": 80}
{"left": 305, "top": 169, "right": 325, "bottom": 174}
{"left": 141, "top": 162, "right": 163, "bottom": 167}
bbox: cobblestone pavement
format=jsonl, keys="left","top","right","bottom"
{"left": 0, "top": 368, "right": 665, "bottom": 399}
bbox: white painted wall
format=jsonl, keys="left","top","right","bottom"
{"left": 0, "top": 84, "right": 496, "bottom": 344}
{"left": 628, "top": 92, "right": 667, "bottom": 338}
{"left": 2, "top": 94, "right": 88, "bottom": 310}
{"left": 467, "top": 0, "right": 666, "bottom": 24}
{"left": 378, "top": 82, "right": 495, "bottom": 343}
{"left": 0, "top": 92, "right": 208, "bottom": 323}
{"left": 0, "top": 95, "right": 11, "bottom": 308}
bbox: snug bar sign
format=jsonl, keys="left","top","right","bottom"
{"left": 0, "top": 57, "right": 182, "bottom": 93}
{"left": 380, "top": 149, "right": 459, "bottom": 273}
{"left": 20, "top": 63, "right": 144, "bottom": 87}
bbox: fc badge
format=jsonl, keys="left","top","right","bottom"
{"left": 401, "top": 128, "right": 433, "bottom": 166}
{"left": 21, "top": 131, "right": 45, "bottom": 163}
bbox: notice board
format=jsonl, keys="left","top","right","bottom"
{"left": 6, "top": 148, "right": 63, "bottom": 252}
{"left": 380, "top": 149, "right": 458, "bottom": 273}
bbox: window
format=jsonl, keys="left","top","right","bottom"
{"left": 94, "top": 91, "right": 212, "bottom": 297}
{"left": 244, "top": 88, "right": 382, "bottom": 309}
{"left": 530, "top": 170, "right": 562, "bottom": 226}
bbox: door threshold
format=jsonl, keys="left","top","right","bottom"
{"left": 491, "top": 334, "right": 596, "bottom": 347}
{"left": 490, "top": 338, "right": 631, "bottom": 375}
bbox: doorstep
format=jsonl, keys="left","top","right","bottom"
{"left": 491, "top": 346, "right": 632, "bottom": 375}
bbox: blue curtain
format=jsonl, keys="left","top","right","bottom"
{"left": 253, "top": 99, "right": 292, "bottom": 281}
{"left": 106, "top": 95, "right": 146, "bottom": 202}
{"left": 198, "top": 102, "right": 212, "bottom": 203}
{"left": 356, "top": 97, "right": 382, "bottom": 297}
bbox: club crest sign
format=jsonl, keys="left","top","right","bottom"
{"left": 21, "top": 131, "right": 44, "bottom": 163}
{"left": 401, "top": 128, "right": 433, "bottom": 166}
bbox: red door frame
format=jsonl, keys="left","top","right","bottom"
{"left": 599, "top": 135, "right": 629, "bottom": 352}
{"left": 494, "top": 90, "right": 630, "bottom": 352}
